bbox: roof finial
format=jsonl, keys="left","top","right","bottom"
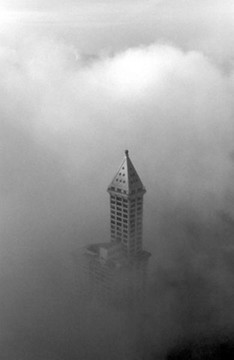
{"left": 125, "top": 149, "right": 129, "bottom": 157}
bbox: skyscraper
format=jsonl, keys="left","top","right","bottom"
{"left": 82, "top": 150, "right": 151, "bottom": 306}
{"left": 108, "top": 149, "right": 146, "bottom": 256}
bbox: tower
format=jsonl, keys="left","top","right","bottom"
{"left": 81, "top": 150, "right": 151, "bottom": 305}
{"left": 107, "top": 149, "right": 146, "bottom": 257}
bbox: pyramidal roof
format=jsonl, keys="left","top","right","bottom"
{"left": 107, "top": 150, "right": 145, "bottom": 195}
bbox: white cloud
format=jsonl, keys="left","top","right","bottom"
{"left": 1, "top": 40, "right": 234, "bottom": 217}
{"left": 0, "top": 4, "right": 234, "bottom": 356}
{"left": 1, "top": 0, "right": 233, "bottom": 63}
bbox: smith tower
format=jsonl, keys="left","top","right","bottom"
{"left": 82, "top": 150, "right": 151, "bottom": 304}
{"left": 108, "top": 150, "right": 146, "bottom": 257}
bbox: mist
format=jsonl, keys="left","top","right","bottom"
{"left": 1, "top": 1, "right": 234, "bottom": 359}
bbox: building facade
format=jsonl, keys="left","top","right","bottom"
{"left": 82, "top": 150, "right": 151, "bottom": 306}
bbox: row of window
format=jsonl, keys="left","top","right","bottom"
{"left": 110, "top": 195, "right": 143, "bottom": 203}
{"left": 111, "top": 208, "right": 142, "bottom": 214}
{"left": 111, "top": 223, "right": 128, "bottom": 229}
{"left": 110, "top": 232, "right": 142, "bottom": 241}
{"left": 110, "top": 211, "right": 142, "bottom": 218}
{"left": 110, "top": 220, "right": 142, "bottom": 229}
{"left": 110, "top": 228, "right": 142, "bottom": 236}
{"left": 131, "top": 203, "right": 143, "bottom": 209}
{"left": 111, "top": 228, "right": 142, "bottom": 236}
{"left": 111, "top": 203, "right": 142, "bottom": 210}
{"left": 110, "top": 203, "right": 142, "bottom": 211}
{"left": 109, "top": 187, "right": 144, "bottom": 195}
{"left": 115, "top": 179, "right": 126, "bottom": 183}
{"left": 110, "top": 234, "right": 137, "bottom": 241}
{"left": 111, "top": 205, "right": 129, "bottom": 212}
{"left": 110, "top": 235, "right": 142, "bottom": 243}
{"left": 111, "top": 201, "right": 128, "bottom": 208}
{"left": 110, "top": 209, "right": 142, "bottom": 218}
{"left": 111, "top": 226, "right": 142, "bottom": 233}
{"left": 110, "top": 226, "right": 142, "bottom": 236}
{"left": 111, "top": 195, "right": 142, "bottom": 201}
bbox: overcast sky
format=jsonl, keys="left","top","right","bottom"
{"left": 1, "top": 1, "right": 234, "bottom": 359}
{"left": 1, "top": 0, "right": 233, "bottom": 58}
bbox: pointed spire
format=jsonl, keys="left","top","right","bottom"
{"left": 107, "top": 150, "right": 145, "bottom": 195}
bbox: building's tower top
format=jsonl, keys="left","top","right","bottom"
{"left": 107, "top": 150, "right": 145, "bottom": 196}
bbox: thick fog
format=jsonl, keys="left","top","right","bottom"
{"left": 1, "top": 1, "right": 234, "bottom": 359}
